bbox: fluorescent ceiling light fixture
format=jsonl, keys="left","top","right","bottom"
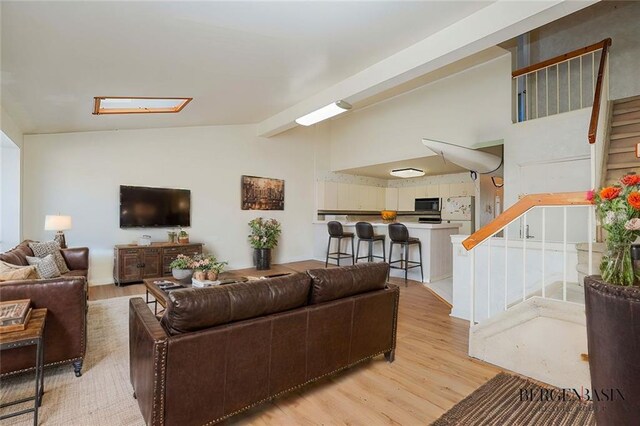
{"left": 93, "top": 97, "right": 192, "bottom": 115}
{"left": 390, "top": 168, "right": 425, "bottom": 178}
{"left": 295, "top": 100, "right": 352, "bottom": 126}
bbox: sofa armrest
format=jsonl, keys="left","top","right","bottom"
{"left": 61, "top": 247, "right": 89, "bottom": 271}
{"left": 129, "top": 297, "right": 168, "bottom": 426}
{"left": 0, "top": 277, "right": 88, "bottom": 374}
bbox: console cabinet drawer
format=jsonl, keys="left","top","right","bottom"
{"left": 114, "top": 243, "right": 203, "bottom": 286}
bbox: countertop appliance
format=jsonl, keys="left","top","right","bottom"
{"left": 415, "top": 197, "right": 440, "bottom": 212}
{"left": 441, "top": 196, "right": 475, "bottom": 234}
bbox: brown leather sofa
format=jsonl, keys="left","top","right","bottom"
{"left": 0, "top": 241, "right": 89, "bottom": 377}
{"left": 130, "top": 262, "right": 398, "bottom": 425}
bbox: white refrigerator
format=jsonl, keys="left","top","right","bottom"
{"left": 442, "top": 196, "right": 475, "bottom": 235}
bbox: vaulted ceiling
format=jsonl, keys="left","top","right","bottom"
{"left": 0, "top": 1, "right": 595, "bottom": 135}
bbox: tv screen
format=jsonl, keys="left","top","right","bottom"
{"left": 120, "top": 185, "right": 191, "bottom": 228}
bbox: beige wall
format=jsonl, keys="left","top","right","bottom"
{"left": 530, "top": 0, "right": 640, "bottom": 101}
{"left": 23, "top": 123, "right": 328, "bottom": 285}
{"left": 328, "top": 54, "right": 512, "bottom": 171}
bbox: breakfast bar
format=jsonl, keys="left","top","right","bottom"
{"left": 313, "top": 221, "right": 462, "bottom": 283}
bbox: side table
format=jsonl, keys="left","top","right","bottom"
{"left": 0, "top": 308, "right": 47, "bottom": 426}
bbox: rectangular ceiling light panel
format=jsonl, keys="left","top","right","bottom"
{"left": 93, "top": 97, "right": 192, "bottom": 115}
{"left": 295, "top": 101, "right": 352, "bottom": 126}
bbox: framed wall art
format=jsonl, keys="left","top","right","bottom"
{"left": 241, "top": 175, "right": 285, "bottom": 210}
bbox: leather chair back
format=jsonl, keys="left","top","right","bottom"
{"left": 388, "top": 223, "right": 409, "bottom": 242}
{"left": 327, "top": 221, "right": 345, "bottom": 237}
{"left": 355, "top": 222, "right": 374, "bottom": 239}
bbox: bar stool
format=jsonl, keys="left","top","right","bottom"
{"left": 388, "top": 223, "right": 424, "bottom": 285}
{"left": 355, "top": 222, "right": 386, "bottom": 263}
{"left": 325, "top": 221, "right": 355, "bottom": 267}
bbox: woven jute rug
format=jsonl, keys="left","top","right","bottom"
{"left": 432, "top": 372, "right": 595, "bottom": 426}
{"left": 0, "top": 296, "right": 145, "bottom": 426}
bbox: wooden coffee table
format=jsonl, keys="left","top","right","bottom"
{"left": 143, "top": 275, "right": 249, "bottom": 315}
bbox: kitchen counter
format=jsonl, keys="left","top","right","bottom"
{"left": 313, "top": 221, "right": 462, "bottom": 230}
{"left": 313, "top": 221, "right": 463, "bottom": 283}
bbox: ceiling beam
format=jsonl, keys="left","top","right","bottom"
{"left": 257, "top": 0, "right": 598, "bottom": 138}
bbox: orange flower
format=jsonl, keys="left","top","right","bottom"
{"left": 628, "top": 192, "right": 640, "bottom": 210}
{"left": 600, "top": 187, "right": 621, "bottom": 200}
{"left": 621, "top": 174, "right": 640, "bottom": 186}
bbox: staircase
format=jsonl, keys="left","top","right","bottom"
{"left": 604, "top": 95, "right": 640, "bottom": 185}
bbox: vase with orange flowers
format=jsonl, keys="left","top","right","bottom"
{"left": 590, "top": 173, "right": 640, "bottom": 286}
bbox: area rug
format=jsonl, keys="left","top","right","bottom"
{"left": 431, "top": 372, "right": 595, "bottom": 425}
{"left": 0, "top": 296, "right": 144, "bottom": 426}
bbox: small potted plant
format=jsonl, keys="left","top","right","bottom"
{"left": 169, "top": 254, "right": 194, "bottom": 283}
{"left": 208, "top": 257, "right": 228, "bottom": 281}
{"left": 248, "top": 218, "right": 281, "bottom": 270}
{"left": 585, "top": 173, "right": 640, "bottom": 424}
{"left": 178, "top": 229, "right": 189, "bottom": 244}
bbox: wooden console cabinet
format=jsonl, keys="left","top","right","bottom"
{"left": 113, "top": 242, "right": 203, "bottom": 286}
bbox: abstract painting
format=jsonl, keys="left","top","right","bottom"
{"left": 241, "top": 175, "right": 285, "bottom": 210}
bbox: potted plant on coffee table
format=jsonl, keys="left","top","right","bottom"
{"left": 192, "top": 254, "right": 228, "bottom": 281}
{"left": 170, "top": 254, "right": 194, "bottom": 283}
{"left": 585, "top": 173, "right": 640, "bottom": 424}
{"left": 248, "top": 218, "right": 281, "bottom": 270}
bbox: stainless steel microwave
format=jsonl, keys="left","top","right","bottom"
{"left": 415, "top": 197, "right": 440, "bottom": 211}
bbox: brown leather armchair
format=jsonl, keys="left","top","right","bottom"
{"left": 0, "top": 241, "right": 89, "bottom": 377}
{"left": 130, "top": 263, "right": 399, "bottom": 425}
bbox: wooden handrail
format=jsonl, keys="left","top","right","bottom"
{"left": 588, "top": 38, "right": 612, "bottom": 144}
{"left": 512, "top": 39, "right": 610, "bottom": 78}
{"left": 462, "top": 192, "right": 591, "bottom": 251}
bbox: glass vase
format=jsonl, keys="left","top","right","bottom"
{"left": 601, "top": 241, "right": 635, "bottom": 286}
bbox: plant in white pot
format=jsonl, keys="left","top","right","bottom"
{"left": 248, "top": 218, "right": 281, "bottom": 270}
{"left": 585, "top": 173, "right": 640, "bottom": 424}
{"left": 169, "top": 254, "right": 194, "bottom": 283}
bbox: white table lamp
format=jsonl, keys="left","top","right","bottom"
{"left": 44, "top": 215, "right": 72, "bottom": 248}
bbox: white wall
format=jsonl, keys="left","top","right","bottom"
{"left": 23, "top": 124, "right": 325, "bottom": 285}
{"left": 0, "top": 133, "right": 21, "bottom": 250}
{"left": 530, "top": 0, "right": 640, "bottom": 101}
{"left": 1, "top": 106, "right": 23, "bottom": 149}
{"left": 328, "top": 54, "right": 512, "bottom": 171}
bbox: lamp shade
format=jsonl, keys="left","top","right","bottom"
{"left": 44, "top": 215, "right": 72, "bottom": 231}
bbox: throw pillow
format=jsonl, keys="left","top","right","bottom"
{"left": 29, "top": 241, "right": 70, "bottom": 274}
{"left": 0, "top": 261, "right": 38, "bottom": 282}
{"left": 27, "top": 254, "right": 61, "bottom": 279}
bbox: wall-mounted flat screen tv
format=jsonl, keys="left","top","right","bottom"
{"left": 120, "top": 185, "right": 191, "bottom": 228}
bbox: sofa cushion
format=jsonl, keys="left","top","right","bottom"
{"left": 27, "top": 254, "right": 62, "bottom": 279}
{"left": 0, "top": 242, "right": 34, "bottom": 266}
{"left": 0, "top": 261, "right": 38, "bottom": 282}
{"left": 161, "top": 272, "right": 312, "bottom": 335}
{"left": 63, "top": 269, "right": 88, "bottom": 278}
{"left": 29, "top": 241, "right": 70, "bottom": 274}
{"left": 306, "top": 263, "right": 389, "bottom": 304}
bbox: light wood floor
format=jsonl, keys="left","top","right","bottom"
{"left": 89, "top": 260, "right": 502, "bottom": 424}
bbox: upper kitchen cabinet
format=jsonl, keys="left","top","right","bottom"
{"left": 398, "top": 187, "right": 416, "bottom": 211}
{"left": 385, "top": 188, "right": 398, "bottom": 210}
{"left": 317, "top": 181, "right": 338, "bottom": 209}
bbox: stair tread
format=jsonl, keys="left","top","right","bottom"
{"left": 607, "top": 162, "right": 640, "bottom": 170}
{"left": 612, "top": 118, "right": 640, "bottom": 127}
{"left": 609, "top": 146, "right": 636, "bottom": 154}
{"left": 610, "top": 131, "right": 640, "bottom": 140}
{"left": 614, "top": 106, "right": 640, "bottom": 116}
{"left": 614, "top": 95, "right": 640, "bottom": 105}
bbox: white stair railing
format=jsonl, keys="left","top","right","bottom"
{"left": 462, "top": 193, "right": 594, "bottom": 326}
{"left": 513, "top": 39, "right": 611, "bottom": 124}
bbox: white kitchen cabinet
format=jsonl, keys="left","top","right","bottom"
{"left": 324, "top": 181, "right": 338, "bottom": 209}
{"left": 316, "top": 181, "right": 325, "bottom": 209}
{"left": 376, "top": 187, "right": 386, "bottom": 210}
{"left": 337, "top": 183, "right": 350, "bottom": 210}
{"left": 398, "top": 187, "right": 416, "bottom": 211}
{"left": 385, "top": 188, "right": 398, "bottom": 210}
{"left": 414, "top": 185, "right": 427, "bottom": 199}
{"left": 426, "top": 184, "right": 439, "bottom": 198}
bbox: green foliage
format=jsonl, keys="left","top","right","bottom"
{"left": 248, "top": 218, "right": 282, "bottom": 249}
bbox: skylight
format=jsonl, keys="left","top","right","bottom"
{"left": 93, "top": 97, "right": 192, "bottom": 115}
